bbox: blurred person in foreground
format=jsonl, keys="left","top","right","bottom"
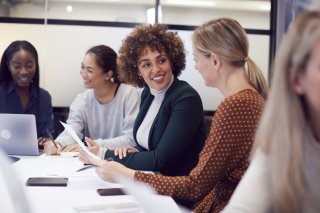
{"left": 223, "top": 9, "right": 320, "bottom": 213}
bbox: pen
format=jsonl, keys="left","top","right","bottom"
{"left": 47, "top": 129, "right": 58, "bottom": 149}
{"left": 83, "top": 158, "right": 113, "bottom": 166}
{"left": 77, "top": 158, "right": 114, "bottom": 172}
{"left": 76, "top": 164, "right": 96, "bottom": 172}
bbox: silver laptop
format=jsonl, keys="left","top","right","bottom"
{"left": 0, "top": 113, "right": 39, "bottom": 156}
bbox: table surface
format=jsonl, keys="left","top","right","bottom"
{"left": 6, "top": 155, "right": 183, "bottom": 213}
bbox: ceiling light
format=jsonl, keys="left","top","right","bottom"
{"left": 66, "top": 5, "right": 73, "bottom": 13}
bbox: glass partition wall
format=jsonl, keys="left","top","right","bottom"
{"left": 0, "top": 0, "right": 272, "bottom": 111}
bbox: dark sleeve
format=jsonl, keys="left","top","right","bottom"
{"left": 0, "top": 86, "right": 8, "bottom": 112}
{"left": 104, "top": 90, "right": 204, "bottom": 171}
{"left": 37, "top": 90, "right": 54, "bottom": 137}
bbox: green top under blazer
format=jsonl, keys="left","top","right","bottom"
{"left": 104, "top": 77, "right": 206, "bottom": 176}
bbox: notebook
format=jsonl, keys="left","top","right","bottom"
{"left": 0, "top": 113, "right": 39, "bottom": 156}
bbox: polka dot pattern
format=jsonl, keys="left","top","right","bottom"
{"left": 135, "top": 89, "right": 264, "bottom": 213}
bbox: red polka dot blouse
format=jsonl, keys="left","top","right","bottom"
{"left": 135, "top": 89, "right": 265, "bottom": 213}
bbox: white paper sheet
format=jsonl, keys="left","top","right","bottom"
{"left": 60, "top": 121, "right": 100, "bottom": 160}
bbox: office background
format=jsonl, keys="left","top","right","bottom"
{"left": 0, "top": 0, "right": 317, "bottom": 111}
{"left": 0, "top": 0, "right": 273, "bottom": 111}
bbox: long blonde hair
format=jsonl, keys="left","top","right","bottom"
{"left": 192, "top": 18, "right": 268, "bottom": 99}
{"left": 254, "top": 10, "right": 320, "bottom": 213}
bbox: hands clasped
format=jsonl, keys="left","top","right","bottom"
{"left": 114, "top": 146, "right": 138, "bottom": 159}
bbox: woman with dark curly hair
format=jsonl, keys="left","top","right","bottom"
{"left": 117, "top": 24, "right": 187, "bottom": 88}
{"left": 80, "top": 24, "right": 206, "bottom": 179}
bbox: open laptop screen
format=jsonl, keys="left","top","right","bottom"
{"left": 0, "top": 113, "right": 39, "bottom": 156}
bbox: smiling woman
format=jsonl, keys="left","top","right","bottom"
{"left": 0, "top": 40, "right": 54, "bottom": 142}
{"left": 43, "top": 45, "right": 140, "bottom": 156}
{"left": 137, "top": 47, "right": 174, "bottom": 91}
{"left": 78, "top": 24, "right": 207, "bottom": 208}
{"left": 9, "top": 51, "right": 36, "bottom": 89}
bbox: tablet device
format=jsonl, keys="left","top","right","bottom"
{"left": 26, "top": 177, "right": 68, "bottom": 187}
{"left": 97, "top": 188, "right": 126, "bottom": 196}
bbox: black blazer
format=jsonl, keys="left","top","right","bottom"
{"left": 104, "top": 77, "right": 206, "bottom": 176}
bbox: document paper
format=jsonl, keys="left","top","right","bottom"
{"left": 60, "top": 121, "right": 100, "bottom": 160}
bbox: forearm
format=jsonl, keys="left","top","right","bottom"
{"left": 133, "top": 134, "right": 251, "bottom": 201}
{"left": 134, "top": 171, "right": 204, "bottom": 201}
{"left": 103, "top": 150, "right": 160, "bottom": 171}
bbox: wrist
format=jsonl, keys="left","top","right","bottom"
{"left": 125, "top": 168, "right": 135, "bottom": 180}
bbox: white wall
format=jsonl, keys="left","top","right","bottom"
{"left": 1, "top": 2, "right": 270, "bottom": 110}
{"left": 162, "top": 7, "right": 270, "bottom": 29}
{"left": 10, "top": 2, "right": 149, "bottom": 22}
{"left": 46, "top": 2, "right": 149, "bottom": 22}
{"left": 0, "top": 23, "right": 46, "bottom": 86}
{"left": 9, "top": 3, "right": 45, "bottom": 18}
{"left": 0, "top": 6, "right": 9, "bottom": 16}
{"left": 43, "top": 25, "right": 133, "bottom": 106}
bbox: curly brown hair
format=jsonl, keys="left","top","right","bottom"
{"left": 118, "top": 24, "right": 186, "bottom": 87}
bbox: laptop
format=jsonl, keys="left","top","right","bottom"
{"left": 0, "top": 113, "right": 39, "bottom": 156}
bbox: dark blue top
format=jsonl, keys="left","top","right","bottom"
{"left": 104, "top": 77, "right": 206, "bottom": 176}
{"left": 0, "top": 82, "right": 54, "bottom": 138}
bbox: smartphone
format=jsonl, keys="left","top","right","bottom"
{"left": 26, "top": 177, "right": 68, "bottom": 186}
{"left": 97, "top": 188, "right": 126, "bottom": 196}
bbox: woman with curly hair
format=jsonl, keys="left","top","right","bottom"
{"left": 81, "top": 18, "right": 267, "bottom": 212}
{"left": 81, "top": 24, "right": 206, "bottom": 179}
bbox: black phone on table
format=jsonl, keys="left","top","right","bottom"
{"left": 97, "top": 188, "right": 126, "bottom": 196}
{"left": 26, "top": 177, "right": 68, "bottom": 186}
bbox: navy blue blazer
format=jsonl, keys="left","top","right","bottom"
{"left": 104, "top": 77, "right": 206, "bottom": 176}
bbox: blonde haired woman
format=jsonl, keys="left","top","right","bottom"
{"left": 223, "top": 10, "right": 320, "bottom": 213}
{"left": 80, "top": 18, "right": 268, "bottom": 212}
